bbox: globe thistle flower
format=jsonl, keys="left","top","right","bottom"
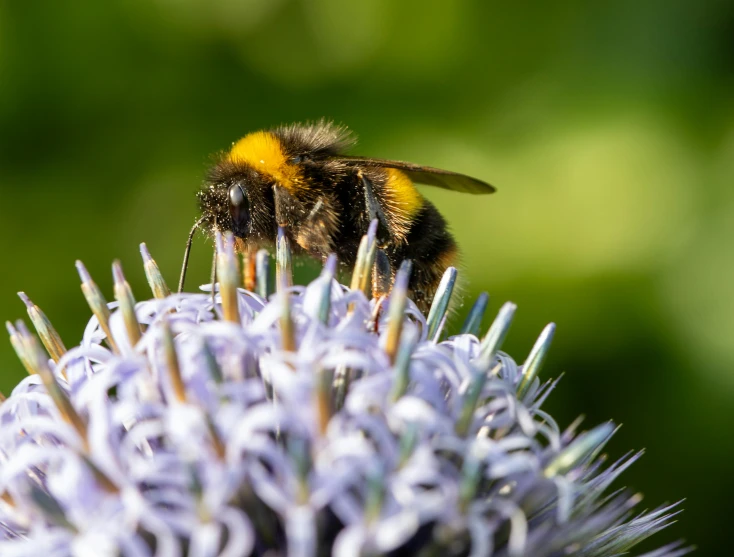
{"left": 1, "top": 227, "right": 689, "bottom": 557}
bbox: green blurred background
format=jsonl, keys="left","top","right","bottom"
{"left": 0, "top": 0, "right": 731, "bottom": 553}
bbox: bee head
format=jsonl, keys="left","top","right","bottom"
{"left": 197, "top": 164, "right": 275, "bottom": 243}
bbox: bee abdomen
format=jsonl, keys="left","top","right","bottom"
{"left": 388, "top": 199, "right": 458, "bottom": 312}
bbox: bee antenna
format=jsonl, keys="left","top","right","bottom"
{"left": 178, "top": 216, "right": 207, "bottom": 293}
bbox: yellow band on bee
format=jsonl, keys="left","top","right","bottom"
{"left": 228, "top": 131, "right": 304, "bottom": 192}
{"left": 384, "top": 168, "right": 423, "bottom": 218}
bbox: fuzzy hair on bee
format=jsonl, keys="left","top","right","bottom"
{"left": 183, "top": 120, "right": 495, "bottom": 312}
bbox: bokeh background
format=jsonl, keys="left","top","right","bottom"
{"left": 0, "top": 0, "right": 731, "bottom": 553}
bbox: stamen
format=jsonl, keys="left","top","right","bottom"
{"left": 516, "top": 323, "right": 556, "bottom": 399}
{"left": 544, "top": 422, "right": 616, "bottom": 478}
{"left": 383, "top": 260, "right": 412, "bottom": 363}
{"left": 76, "top": 261, "right": 119, "bottom": 353}
{"left": 478, "top": 302, "right": 517, "bottom": 365}
{"left": 161, "top": 318, "right": 186, "bottom": 403}
{"left": 140, "top": 243, "right": 171, "bottom": 299}
{"left": 276, "top": 227, "right": 293, "bottom": 289}
{"left": 6, "top": 321, "right": 35, "bottom": 375}
{"left": 425, "top": 266, "right": 457, "bottom": 342}
{"left": 17, "top": 292, "right": 67, "bottom": 364}
{"left": 112, "top": 261, "right": 142, "bottom": 347}
{"left": 215, "top": 232, "right": 240, "bottom": 324}
{"left": 460, "top": 292, "right": 489, "bottom": 337}
{"left": 256, "top": 249, "right": 271, "bottom": 299}
{"left": 16, "top": 321, "right": 89, "bottom": 448}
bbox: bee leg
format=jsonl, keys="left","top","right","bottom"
{"left": 272, "top": 184, "right": 302, "bottom": 252}
{"left": 372, "top": 248, "right": 392, "bottom": 299}
{"left": 292, "top": 195, "right": 340, "bottom": 257}
{"left": 273, "top": 183, "right": 339, "bottom": 258}
{"left": 298, "top": 204, "right": 335, "bottom": 256}
{"left": 357, "top": 170, "right": 391, "bottom": 246}
{"left": 243, "top": 247, "right": 257, "bottom": 292}
{"left": 365, "top": 249, "right": 392, "bottom": 333}
{"left": 358, "top": 171, "right": 396, "bottom": 300}
{"left": 273, "top": 185, "right": 292, "bottom": 228}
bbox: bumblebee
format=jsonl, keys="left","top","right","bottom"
{"left": 179, "top": 121, "right": 495, "bottom": 311}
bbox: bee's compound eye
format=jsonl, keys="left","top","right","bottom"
{"left": 229, "top": 184, "right": 245, "bottom": 207}
{"left": 291, "top": 156, "right": 302, "bottom": 164}
{"left": 228, "top": 184, "right": 249, "bottom": 228}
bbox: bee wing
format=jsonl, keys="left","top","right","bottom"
{"left": 333, "top": 156, "right": 496, "bottom": 194}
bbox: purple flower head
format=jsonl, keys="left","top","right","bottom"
{"left": 1, "top": 230, "right": 689, "bottom": 556}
